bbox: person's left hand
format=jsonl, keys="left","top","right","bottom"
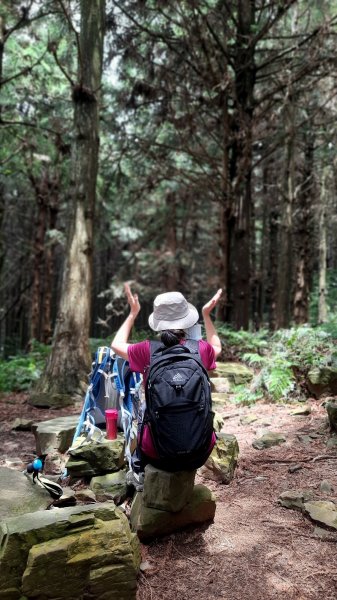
{"left": 202, "top": 288, "right": 222, "bottom": 316}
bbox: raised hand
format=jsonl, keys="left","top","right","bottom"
{"left": 202, "top": 288, "right": 222, "bottom": 317}
{"left": 124, "top": 282, "right": 141, "bottom": 318}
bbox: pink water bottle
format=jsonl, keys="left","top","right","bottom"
{"left": 105, "top": 409, "right": 118, "bottom": 440}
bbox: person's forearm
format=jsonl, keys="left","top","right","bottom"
{"left": 112, "top": 314, "right": 135, "bottom": 344}
{"left": 111, "top": 314, "right": 135, "bottom": 359}
{"left": 203, "top": 312, "right": 222, "bottom": 358}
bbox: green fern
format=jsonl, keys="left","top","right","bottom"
{"left": 241, "top": 352, "right": 267, "bottom": 367}
{"left": 231, "top": 384, "right": 264, "bottom": 406}
{"left": 262, "top": 367, "right": 295, "bottom": 401}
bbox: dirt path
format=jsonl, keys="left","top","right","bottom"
{"left": 1, "top": 394, "right": 337, "bottom": 600}
{"left": 137, "top": 401, "right": 337, "bottom": 600}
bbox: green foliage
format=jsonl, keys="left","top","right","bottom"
{"left": 309, "top": 270, "right": 337, "bottom": 324}
{"left": 319, "top": 317, "right": 337, "bottom": 344}
{"left": 241, "top": 352, "right": 267, "bottom": 367}
{"left": 230, "top": 385, "right": 264, "bottom": 407}
{"left": 0, "top": 342, "right": 50, "bottom": 392}
{"left": 217, "top": 325, "right": 269, "bottom": 354}
{"left": 230, "top": 324, "right": 336, "bottom": 405}
{"left": 261, "top": 366, "right": 295, "bottom": 401}
{"left": 272, "top": 326, "right": 335, "bottom": 369}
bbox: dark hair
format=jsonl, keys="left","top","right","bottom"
{"left": 160, "top": 329, "right": 185, "bottom": 347}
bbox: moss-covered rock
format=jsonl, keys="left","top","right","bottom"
{"left": 211, "top": 392, "right": 229, "bottom": 408}
{"left": 240, "top": 413, "right": 258, "bottom": 425}
{"left": 307, "top": 367, "right": 337, "bottom": 398}
{"left": 142, "top": 465, "right": 196, "bottom": 512}
{"left": 130, "top": 484, "right": 216, "bottom": 541}
{"left": 278, "top": 490, "right": 307, "bottom": 510}
{"left": 90, "top": 470, "right": 128, "bottom": 503}
{"left": 252, "top": 432, "right": 286, "bottom": 450}
{"left": 303, "top": 500, "right": 337, "bottom": 530}
{"left": 0, "top": 503, "right": 140, "bottom": 600}
{"left": 213, "top": 362, "right": 254, "bottom": 384}
{"left": 290, "top": 404, "right": 311, "bottom": 416}
{"left": 210, "top": 377, "right": 231, "bottom": 393}
{"left": 66, "top": 436, "right": 125, "bottom": 477}
{"left": 326, "top": 400, "right": 337, "bottom": 432}
{"left": 29, "top": 391, "right": 75, "bottom": 409}
{"left": 198, "top": 433, "right": 239, "bottom": 483}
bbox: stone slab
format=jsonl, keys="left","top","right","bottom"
{"left": 142, "top": 465, "right": 196, "bottom": 512}
{"left": 130, "top": 484, "right": 216, "bottom": 541}
{"left": 0, "top": 467, "right": 51, "bottom": 520}
{"left": 32, "top": 416, "right": 79, "bottom": 455}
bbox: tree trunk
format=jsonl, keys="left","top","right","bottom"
{"left": 41, "top": 175, "right": 60, "bottom": 344}
{"left": 275, "top": 99, "right": 295, "bottom": 329}
{"left": 29, "top": 173, "right": 48, "bottom": 343}
{"left": 165, "top": 190, "right": 178, "bottom": 290}
{"left": 227, "top": 0, "right": 255, "bottom": 329}
{"left": 254, "top": 161, "right": 270, "bottom": 328}
{"left": 293, "top": 132, "right": 314, "bottom": 324}
{"left": 217, "top": 88, "right": 230, "bottom": 322}
{"left": 318, "top": 167, "right": 328, "bottom": 324}
{"left": 32, "top": 0, "right": 106, "bottom": 406}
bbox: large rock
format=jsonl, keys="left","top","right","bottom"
{"left": 66, "top": 436, "right": 125, "bottom": 477}
{"left": 240, "top": 413, "right": 258, "bottom": 425}
{"left": 278, "top": 490, "right": 309, "bottom": 510}
{"left": 142, "top": 465, "right": 196, "bottom": 513}
{"left": 252, "top": 432, "right": 286, "bottom": 450}
{"left": 326, "top": 400, "right": 337, "bottom": 432}
{"left": 307, "top": 367, "right": 337, "bottom": 398}
{"left": 303, "top": 500, "right": 337, "bottom": 530}
{"left": 213, "top": 411, "right": 225, "bottom": 432}
{"left": 211, "top": 392, "right": 229, "bottom": 408}
{"left": 130, "top": 484, "right": 216, "bottom": 541}
{"left": 0, "top": 503, "right": 140, "bottom": 600}
{"left": 29, "top": 391, "right": 77, "bottom": 409}
{"left": 0, "top": 467, "right": 51, "bottom": 520}
{"left": 210, "top": 377, "right": 231, "bottom": 394}
{"left": 90, "top": 470, "right": 128, "bottom": 503}
{"left": 198, "top": 433, "right": 239, "bottom": 484}
{"left": 32, "top": 416, "right": 79, "bottom": 455}
{"left": 290, "top": 404, "right": 311, "bottom": 416}
{"left": 212, "top": 362, "right": 254, "bottom": 384}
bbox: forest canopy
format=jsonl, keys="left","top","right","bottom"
{"left": 1, "top": 0, "right": 337, "bottom": 366}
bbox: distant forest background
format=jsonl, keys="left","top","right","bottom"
{"left": 1, "top": 1, "right": 337, "bottom": 393}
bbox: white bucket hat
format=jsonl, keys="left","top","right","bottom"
{"left": 148, "top": 291, "right": 199, "bottom": 332}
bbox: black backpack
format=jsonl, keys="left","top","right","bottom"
{"left": 140, "top": 340, "right": 215, "bottom": 472}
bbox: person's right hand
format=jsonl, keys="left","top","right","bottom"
{"left": 202, "top": 288, "right": 222, "bottom": 317}
{"left": 124, "top": 282, "right": 141, "bottom": 318}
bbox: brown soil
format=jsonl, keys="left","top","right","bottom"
{"left": 1, "top": 393, "right": 337, "bottom": 600}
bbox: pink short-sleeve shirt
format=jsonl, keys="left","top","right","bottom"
{"left": 128, "top": 339, "right": 216, "bottom": 383}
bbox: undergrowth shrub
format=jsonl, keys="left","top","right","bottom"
{"left": 0, "top": 341, "right": 51, "bottom": 392}
{"left": 226, "top": 324, "right": 337, "bottom": 405}
{"left": 216, "top": 325, "right": 269, "bottom": 358}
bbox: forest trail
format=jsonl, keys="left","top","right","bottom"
{"left": 139, "top": 401, "right": 337, "bottom": 600}
{"left": 1, "top": 394, "right": 337, "bottom": 600}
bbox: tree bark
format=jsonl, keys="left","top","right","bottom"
{"left": 165, "top": 190, "right": 179, "bottom": 290}
{"left": 217, "top": 88, "right": 230, "bottom": 322}
{"left": 275, "top": 98, "right": 295, "bottom": 329}
{"left": 227, "top": 0, "right": 256, "bottom": 329}
{"left": 293, "top": 132, "right": 314, "bottom": 324}
{"left": 318, "top": 167, "right": 328, "bottom": 324}
{"left": 32, "top": 0, "right": 106, "bottom": 405}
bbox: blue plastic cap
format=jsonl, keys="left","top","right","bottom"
{"left": 32, "top": 458, "right": 43, "bottom": 471}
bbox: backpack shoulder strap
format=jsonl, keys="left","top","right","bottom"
{"left": 184, "top": 338, "right": 200, "bottom": 357}
{"left": 149, "top": 340, "right": 165, "bottom": 360}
